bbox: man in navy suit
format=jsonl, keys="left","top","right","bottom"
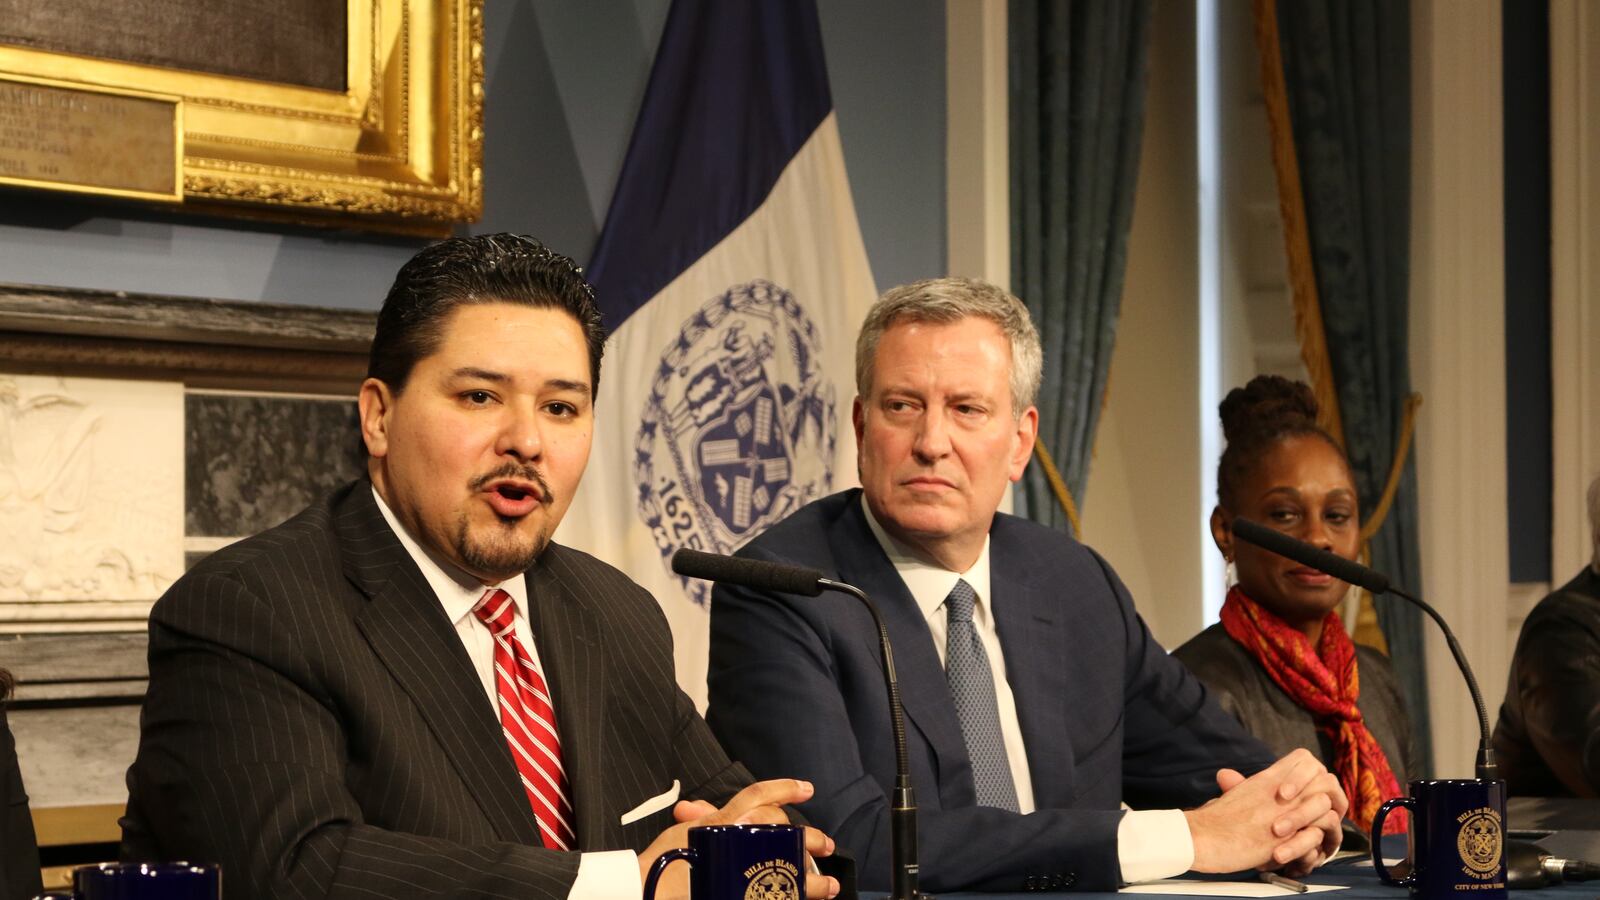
{"left": 706, "top": 277, "right": 1348, "bottom": 893}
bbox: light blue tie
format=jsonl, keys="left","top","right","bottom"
{"left": 943, "top": 578, "right": 1020, "bottom": 812}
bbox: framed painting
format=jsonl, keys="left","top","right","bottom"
{"left": 0, "top": 0, "right": 483, "bottom": 234}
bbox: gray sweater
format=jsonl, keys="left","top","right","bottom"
{"left": 1173, "top": 622, "right": 1420, "bottom": 843}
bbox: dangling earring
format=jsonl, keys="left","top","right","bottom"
{"left": 1224, "top": 557, "right": 1238, "bottom": 588}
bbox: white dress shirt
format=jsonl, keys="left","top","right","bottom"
{"left": 860, "top": 496, "right": 1194, "bottom": 883}
{"left": 374, "top": 488, "right": 640, "bottom": 899}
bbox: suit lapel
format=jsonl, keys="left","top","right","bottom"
{"left": 829, "top": 495, "right": 975, "bottom": 804}
{"left": 989, "top": 517, "right": 1076, "bottom": 807}
{"left": 338, "top": 485, "right": 543, "bottom": 846}
{"left": 523, "top": 550, "right": 610, "bottom": 851}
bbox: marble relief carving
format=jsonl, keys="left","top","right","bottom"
{"left": 184, "top": 392, "right": 365, "bottom": 547}
{"left": 0, "top": 374, "right": 182, "bottom": 624}
{"left": 0, "top": 284, "right": 377, "bottom": 817}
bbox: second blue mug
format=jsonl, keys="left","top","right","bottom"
{"left": 1371, "top": 778, "right": 1507, "bottom": 900}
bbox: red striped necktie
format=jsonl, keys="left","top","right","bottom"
{"left": 473, "top": 588, "right": 577, "bottom": 850}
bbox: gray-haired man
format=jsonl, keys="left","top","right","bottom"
{"left": 707, "top": 277, "right": 1348, "bottom": 893}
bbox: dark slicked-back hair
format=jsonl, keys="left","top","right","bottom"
{"left": 368, "top": 233, "right": 607, "bottom": 395}
{"left": 0, "top": 667, "right": 12, "bottom": 701}
{"left": 1216, "top": 374, "right": 1349, "bottom": 510}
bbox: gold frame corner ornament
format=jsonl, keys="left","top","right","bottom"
{"left": 0, "top": 0, "right": 484, "bottom": 235}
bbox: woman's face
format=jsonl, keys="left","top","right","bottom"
{"left": 1215, "top": 433, "right": 1361, "bottom": 626}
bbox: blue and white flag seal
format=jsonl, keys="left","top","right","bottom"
{"left": 636, "top": 280, "right": 837, "bottom": 608}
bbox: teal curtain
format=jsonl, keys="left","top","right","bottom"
{"left": 1009, "top": 0, "right": 1153, "bottom": 526}
{"left": 1276, "top": 0, "right": 1432, "bottom": 774}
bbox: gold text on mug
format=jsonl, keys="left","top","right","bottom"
{"left": 742, "top": 858, "right": 801, "bottom": 900}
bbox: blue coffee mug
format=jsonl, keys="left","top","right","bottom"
{"left": 67, "top": 863, "right": 220, "bottom": 900}
{"left": 1371, "top": 779, "right": 1506, "bottom": 900}
{"left": 644, "top": 824, "right": 804, "bottom": 900}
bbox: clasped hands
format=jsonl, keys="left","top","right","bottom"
{"left": 1184, "top": 748, "right": 1349, "bottom": 877}
{"left": 640, "top": 754, "right": 1343, "bottom": 896}
{"left": 640, "top": 778, "right": 841, "bottom": 900}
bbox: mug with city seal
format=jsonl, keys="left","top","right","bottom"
{"left": 33, "top": 862, "right": 220, "bottom": 900}
{"left": 1371, "top": 778, "right": 1507, "bottom": 900}
{"left": 643, "top": 824, "right": 805, "bottom": 900}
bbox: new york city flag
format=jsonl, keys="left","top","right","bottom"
{"left": 563, "top": 0, "right": 877, "bottom": 704}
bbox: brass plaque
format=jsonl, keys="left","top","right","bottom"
{"left": 0, "top": 75, "right": 180, "bottom": 201}
{"left": 0, "top": 0, "right": 484, "bottom": 234}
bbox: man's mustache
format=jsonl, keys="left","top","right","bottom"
{"left": 470, "top": 464, "right": 554, "bottom": 506}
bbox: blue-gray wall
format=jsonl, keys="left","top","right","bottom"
{"left": 0, "top": 1, "right": 945, "bottom": 310}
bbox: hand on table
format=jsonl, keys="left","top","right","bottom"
{"left": 1184, "top": 748, "right": 1348, "bottom": 877}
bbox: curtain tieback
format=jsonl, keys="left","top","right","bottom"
{"left": 1359, "top": 392, "right": 1424, "bottom": 544}
{"left": 1032, "top": 441, "right": 1083, "bottom": 540}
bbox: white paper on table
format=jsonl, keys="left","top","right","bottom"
{"left": 1348, "top": 858, "right": 1405, "bottom": 869}
{"left": 1119, "top": 879, "right": 1348, "bottom": 896}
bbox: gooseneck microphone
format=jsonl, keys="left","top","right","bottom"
{"left": 671, "top": 549, "right": 925, "bottom": 900}
{"left": 671, "top": 549, "right": 830, "bottom": 597}
{"left": 1229, "top": 518, "right": 1500, "bottom": 782}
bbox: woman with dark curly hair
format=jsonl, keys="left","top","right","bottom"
{"left": 1, "top": 666, "right": 43, "bottom": 900}
{"left": 1173, "top": 375, "right": 1418, "bottom": 842}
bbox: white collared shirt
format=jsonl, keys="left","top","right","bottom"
{"left": 859, "top": 498, "right": 1037, "bottom": 814}
{"left": 373, "top": 487, "right": 640, "bottom": 898}
{"left": 860, "top": 495, "right": 1194, "bottom": 884}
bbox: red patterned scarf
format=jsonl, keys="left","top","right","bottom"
{"left": 1219, "top": 586, "right": 1406, "bottom": 834}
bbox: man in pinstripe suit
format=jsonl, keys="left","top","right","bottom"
{"left": 123, "top": 235, "right": 838, "bottom": 900}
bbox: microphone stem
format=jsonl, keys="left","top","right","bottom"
{"left": 819, "top": 578, "right": 921, "bottom": 900}
{"left": 1388, "top": 586, "right": 1499, "bottom": 780}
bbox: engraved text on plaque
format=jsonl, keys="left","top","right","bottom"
{"left": 0, "top": 76, "right": 180, "bottom": 201}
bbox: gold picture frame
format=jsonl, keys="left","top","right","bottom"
{"left": 0, "top": 0, "right": 483, "bottom": 235}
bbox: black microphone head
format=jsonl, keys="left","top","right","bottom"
{"left": 1231, "top": 520, "right": 1503, "bottom": 765}
{"left": 670, "top": 548, "right": 825, "bottom": 597}
{"left": 1229, "top": 518, "right": 1390, "bottom": 594}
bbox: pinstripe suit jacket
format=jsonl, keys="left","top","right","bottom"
{"left": 123, "top": 480, "right": 751, "bottom": 900}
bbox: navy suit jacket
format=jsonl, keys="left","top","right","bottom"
{"left": 707, "top": 490, "right": 1273, "bottom": 893}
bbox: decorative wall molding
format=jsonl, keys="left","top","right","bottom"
{"left": 0, "top": 282, "right": 373, "bottom": 394}
{"left": 1550, "top": 0, "right": 1600, "bottom": 581}
{"left": 1410, "top": 0, "right": 1510, "bottom": 778}
{"left": 3, "top": 286, "right": 375, "bottom": 817}
{"left": 1, "top": 286, "right": 374, "bottom": 633}
{"left": 945, "top": 0, "right": 1010, "bottom": 288}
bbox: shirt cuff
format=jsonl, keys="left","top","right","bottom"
{"left": 1117, "top": 808, "right": 1195, "bottom": 884}
{"left": 570, "top": 850, "right": 641, "bottom": 899}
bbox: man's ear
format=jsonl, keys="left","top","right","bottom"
{"left": 852, "top": 396, "right": 865, "bottom": 448}
{"left": 358, "top": 378, "right": 394, "bottom": 459}
{"left": 1008, "top": 406, "right": 1039, "bottom": 483}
